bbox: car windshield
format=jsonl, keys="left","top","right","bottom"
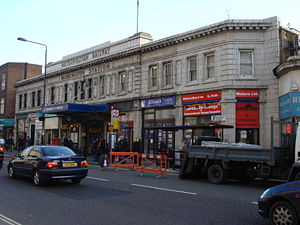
{"left": 41, "top": 146, "right": 76, "bottom": 157}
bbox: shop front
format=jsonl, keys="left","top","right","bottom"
{"left": 235, "top": 90, "right": 260, "bottom": 144}
{"left": 141, "top": 96, "right": 177, "bottom": 154}
{"left": 0, "top": 118, "right": 14, "bottom": 140}
{"left": 182, "top": 91, "right": 222, "bottom": 144}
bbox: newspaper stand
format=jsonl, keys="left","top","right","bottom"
{"left": 136, "top": 153, "right": 168, "bottom": 177}
{"left": 110, "top": 152, "right": 139, "bottom": 169}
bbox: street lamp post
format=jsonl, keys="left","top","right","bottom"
{"left": 17, "top": 37, "right": 47, "bottom": 145}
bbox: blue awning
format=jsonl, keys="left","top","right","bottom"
{"left": 42, "top": 103, "right": 109, "bottom": 114}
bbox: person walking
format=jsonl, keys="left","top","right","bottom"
{"left": 97, "top": 137, "right": 107, "bottom": 168}
{"left": 64, "top": 136, "right": 74, "bottom": 150}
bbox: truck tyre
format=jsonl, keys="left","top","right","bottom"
{"left": 207, "top": 164, "right": 228, "bottom": 184}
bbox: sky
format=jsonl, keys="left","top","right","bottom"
{"left": 1, "top": 0, "right": 300, "bottom": 67}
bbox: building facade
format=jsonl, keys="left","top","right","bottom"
{"left": 0, "top": 63, "right": 41, "bottom": 142}
{"left": 15, "top": 17, "right": 300, "bottom": 154}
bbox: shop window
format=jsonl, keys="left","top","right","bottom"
{"left": 205, "top": 53, "right": 215, "bottom": 79}
{"left": 188, "top": 57, "right": 197, "bottom": 82}
{"left": 149, "top": 65, "right": 158, "bottom": 89}
{"left": 155, "top": 108, "right": 175, "bottom": 126}
{"left": 31, "top": 91, "right": 36, "bottom": 108}
{"left": 239, "top": 50, "right": 254, "bottom": 78}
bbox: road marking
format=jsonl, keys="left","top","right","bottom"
{"left": 131, "top": 183, "right": 197, "bottom": 195}
{"left": 87, "top": 176, "right": 109, "bottom": 182}
{"left": 251, "top": 201, "right": 258, "bottom": 205}
{"left": 0, "top": 214, "right": 22, "bottom": 225}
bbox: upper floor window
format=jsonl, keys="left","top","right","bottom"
{"left": 1, "top": 73, "right": 6, "bottom": 91}
{"left": 31, "top": 91, "right": 36, "bottom": 108}
{"left": 188, "top": 57, "right": 197, "bottom": 82}
{"left": 163, "top": 62, "right": 172, "bottom": 86}
{"left": 87, "top": 78, "right": 92, "bottom": 99}
{"left": 24, "top": 93, "right": 27, "bottom": 108}
{"left": 50, "top": 87, "right": 55, "bottom": 104}
{"left": 64, "top": 84, "right": 68, "bottom": 102}
{"left": 239, "top": 50, "right": 253, "bottom": 77}
{"left": 119, "top": 71, "right": 127, "bottom": 93}
{"left": 149, "top": 65, "right": 158, "bottom": 89}
{"left": 74, "top": 81, "right": 78, "bottom": 101}
{"left": 0, "top": 98, "right": 4, "bottom": 114}
{"left": 19, "top": 94, "right": 22, "bottom": 109}
{"left": 37, "top": 90, "right": 41, "bottom": 107}
{"left": 80, "top": 81, "right": 85, "bottom": 100}
{"left": 99, "top": 76, "right": 105, "bottom": 96}
{"left": 206, "top": 53, "right": 215, "bottom": 79}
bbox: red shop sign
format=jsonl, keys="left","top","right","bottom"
{"left": 182, "top": 91, "right": 221, "bottom": 104}
{"left": 184, "top": 102, "right": 221, "bottom": 116}
{"left": 236, "top": 90, "right": 259, "bottom": 99}
{"left": 236, "top": 102, "right": 259, "bottom": 128}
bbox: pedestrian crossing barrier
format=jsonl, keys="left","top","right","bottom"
{"left": 136, "top": 153, "right": 168, "bottom": 176}
{"left": 109, "top": 152, "right": 139, "bottom": 169}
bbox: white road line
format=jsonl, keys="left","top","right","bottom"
{"left": 131, "top": 183, "right": 197, "bottom": 195}
{"left": 0, "top": 214, "right": 22, "bottom": 225}
{"left": 87, "top": 176, "right": 109, "bottom": 182}
{"left": 251, "top": 201, "right": 258, "bottom": 205}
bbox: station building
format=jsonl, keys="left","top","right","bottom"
{"left": 14, "top": 16, "right": 300, "bottom": 154}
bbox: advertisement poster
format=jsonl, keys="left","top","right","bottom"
{"left": 236, "top": 102, "right": 259, "bottom": 128}
{"left": 183, "top": 102, "right": 221, "bottom": 116}
{"left": 182, "top": 91, "right": 221, "bottom": 104}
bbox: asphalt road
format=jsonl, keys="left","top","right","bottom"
{"left": 0, "top": 158, "right": 274, "bottom": 225}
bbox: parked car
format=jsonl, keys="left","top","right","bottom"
{"left": 0, "top": 145, "right": 4, "bottom": 169}
{"left": 258, "top": 180, "right": 300, "bottom": 225}
{"left": 7, "top": 145, "right": 88, "bottom": 186}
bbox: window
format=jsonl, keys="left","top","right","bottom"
{"left": 87, "top": 78, "right": 92, "bottom": 99}
{"left": 50, "top": 87, "right": 55, "bottom": 104}
{"left": 0, "top": 98, "right": 4, "bottom": 114}
{"left": 99, "top": 76, "right": 105, "bottom": 96}
{"left": 80, "top": 81, "right": 85, "bottom": 100}
{"left": 19, "top": 94, "right": 22, "bottom": 109}
{"left": 188, "top": 57, "right": 197, "bottom": 82}
{"left": 1, "top": 73, "right": 6, "bottom": 91}
{"left": 149, "top": 65, "right": 158, "bottom": 88}
{"left": 163, "top": 62, "right": 172, "bottom": 86}
{"left": 119, "top": 71, "right": 127, "bottom": 92}
{"left": 206, "top": 53, "right": 215, "bottom": 79}
{"left": 240, "top": 50, "right": 253, "bottom": 77}
{"left": 74, "top": 81, "right": 78, "bottom": 101}
{"left": 31, "top": 92, "right": 36, "bottom": 107}
{"left": 37, "top": 90, "right": 41, "bottom": 106}
{"left": 24, "top": 93, "right": 27, "bottom": 108}
{"left": 64, "top": 84, "right": 68, "bottom": 102}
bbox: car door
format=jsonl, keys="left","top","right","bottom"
{"left": 13, "top": 147, "right": 32, "bottom": 175}
{"left": 23, "top": 147, "right": 41, "bottom": 177}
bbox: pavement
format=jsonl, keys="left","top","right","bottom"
{"left": 3, "top": 149, "right": 179, "bottom": 174}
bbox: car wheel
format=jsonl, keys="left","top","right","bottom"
{"left": 207, "top": 164, "right": 228, "bottom": 184}
{"left": 71, "top": 178, "right": 82, "bottom": 184}
{"left": 8, "top": 166, "right": 15, "bottom": 179}
{"left": 269, "top": 200, "right": 299, "bottom": 225}
{"left": 33, "top": 170, "right": 45, "bottom": 186}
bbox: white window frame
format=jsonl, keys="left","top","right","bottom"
{"left": 119, "top": 71, "right": 127, "bottom": 93}
{"left": 99, "top": 75, "right": 105, "bottom": 97}
{"left": 0, "top": 98, "right": 4, "bottom": 114}
{"left": 239, "top": 50, "right": 254, "bottom": 78}
{"left": 163, "top": 62, "right": 172, "bottom": 87}
{"left": 188, "top": 57, "right": 197, "bottom": 82}
{"left": 149, "top": 65, "right": 158, "bottom": 89}
{"left": 1, "top": 73, "right": 6, "bottom": 91}
{"left": 205, "top": 53, "right": 215, "bottom": 79}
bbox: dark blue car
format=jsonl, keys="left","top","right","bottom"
{"left": 7, "top": 145, "right": 88, "bottom": 186}
{"left": 258, "top": 180, "right": 300, "bottom": 225}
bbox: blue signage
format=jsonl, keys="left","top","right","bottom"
{"left": 141, "top": 96, "right": 176, "bottom": 108}
{"left": 0, "top": 118, "right": 14, "bottom": 127}
{"left": 279, "top": 92, "right": 300, "bottom": 119}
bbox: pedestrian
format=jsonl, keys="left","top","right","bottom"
{"left": 26, "top": 136, "right": 33, "bottom": 147}
{"left": 97, "top": 137, "right": 107, "bottom": 168}
{"left": 117, "top": 136, "right": 128, "bottom": 152}
{"left": 6, "top": 136, "right": 14, "bottom": 152}
{"left": 64, "top": 136, "right": 74, "bottom": 150}
{"left": 18, "top": 135, "right": 25, "bottom": 152}
{"left": 92, "top": 138, "right": 99, "bottom": 161}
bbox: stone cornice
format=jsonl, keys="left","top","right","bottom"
{"left": 273, "top": 58, "right": 300, "bottom": 77}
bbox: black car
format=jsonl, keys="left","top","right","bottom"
{"left": 258, "top": 180, "right": 300, "bottom": 225}
{"left": 0, "top": 146, "right": 4, "bottom": 169}
{"left": 7, "top": 145, "right": 88, "bottom": 186}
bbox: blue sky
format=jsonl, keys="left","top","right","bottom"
{"left": 1, "top": 0, "right": 300, "bottom": 67}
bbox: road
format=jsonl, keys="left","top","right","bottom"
{"left": 0, "top": 158, "right": 273, "bottom": 225}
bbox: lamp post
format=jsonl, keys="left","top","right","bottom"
{"left": 17, "top": 37, "right": 47, "bottom": 145}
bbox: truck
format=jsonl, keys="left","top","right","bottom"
{"left": 179, "top": 119, "right": 300, "bottom": 184}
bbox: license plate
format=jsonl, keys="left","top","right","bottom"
{"left": 63, "top": 162, "right": 77, "bottom": 167}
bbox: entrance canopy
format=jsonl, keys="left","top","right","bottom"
{"left": 42, "top": 103, "right": 110, "bottom": 114}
